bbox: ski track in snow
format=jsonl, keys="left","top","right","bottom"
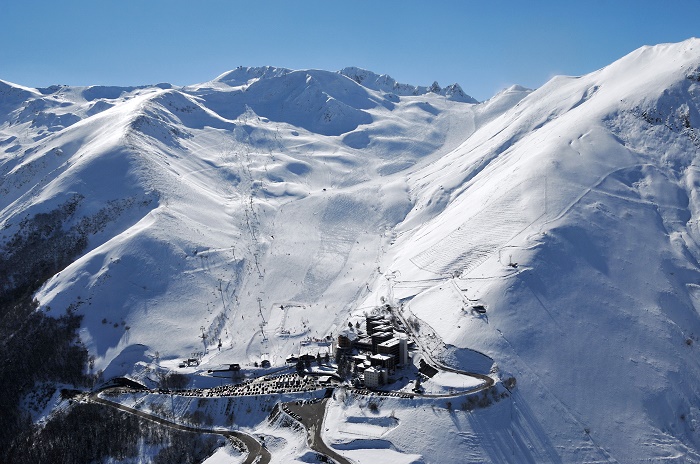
{"left": 4, "top": 40, "right": 700, "bottom": 462}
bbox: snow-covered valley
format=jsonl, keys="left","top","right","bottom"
{"left": 2, "top": 39, "right": 700, "bottom": 462}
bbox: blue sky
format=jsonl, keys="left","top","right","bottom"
{"left": 2, "top": 0, "right": 699, "bottom": 101}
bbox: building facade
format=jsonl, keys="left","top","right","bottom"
{"left": 364, "top": 366, "right": 388, "bottom": 388}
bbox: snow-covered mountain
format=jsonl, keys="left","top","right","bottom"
{"left": 3, "top": 39, "right": 700, "bottom": 462}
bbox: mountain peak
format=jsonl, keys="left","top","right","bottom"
{"left": 8, "top": 41, "right": 700, "bottom": 462}
{"left": 204, "top": 66, "right": 478, "bottom": 103}
{"left": 338, "top": 66, "right": 477, "bottom": 102}
{"left": 212, "top": 66, "right": 293, "bottom": 86}
{"left": 0, "top": 79, "right": 41, "bottom": 100}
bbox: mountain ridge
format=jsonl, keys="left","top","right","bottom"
{"left": 2, "top": 39, "right": 700, "bottom": 462}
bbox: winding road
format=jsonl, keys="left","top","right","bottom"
{"left": 283, "top": 398, "right": 353, "bottom": 464}
{"left": 85, "top": 293, "right": 498, "bottom": 464}
{"left": 90, "top": 394, "right": 270, "bottom": 464}
{"left": 388, "top": 304, "right": 495, "bottom": 395}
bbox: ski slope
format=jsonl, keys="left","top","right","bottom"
{"left": 3, "top": 39, "right": 700, "bottom": 462}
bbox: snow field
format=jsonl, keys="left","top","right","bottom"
{"left": 4, "top": 40, "right": 700, "bottom": 462}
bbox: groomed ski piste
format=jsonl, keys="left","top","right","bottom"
{"left": 3, "top": 38, "right": 700, "bottom": 461}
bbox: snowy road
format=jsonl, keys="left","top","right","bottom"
{"left": 90, "top": 393, "right": 270, "bottom": 464}
{"left": 389, "top": 304, "right": 495, "bottom": 395}
{"left": 284, "top": 398, "right": 353, "bottom": 464}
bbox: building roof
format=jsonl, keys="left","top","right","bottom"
{"left": 338, "top": 329, "right": 359, "bottom": 341}
{"left": 378, "top": 337, "right": 400, "bottom": 348}
{"left": 365, "top": 366, "right": 384, "bottom": 374}
{"left": 371, "top": 353, "right": 393, "bottom": 361}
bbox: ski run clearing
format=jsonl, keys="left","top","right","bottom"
{"left": 3, "top": 39, "right": 700, "bottom": 462}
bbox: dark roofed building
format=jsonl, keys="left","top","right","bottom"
{"left": 378, "top": 337, "right": 400, "bottom": 361}
{"left": 370, "top": 353, "right": 395, "bottom": 371}
{"left": 371, "top": 331, "right": 393, "bottom": 351}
